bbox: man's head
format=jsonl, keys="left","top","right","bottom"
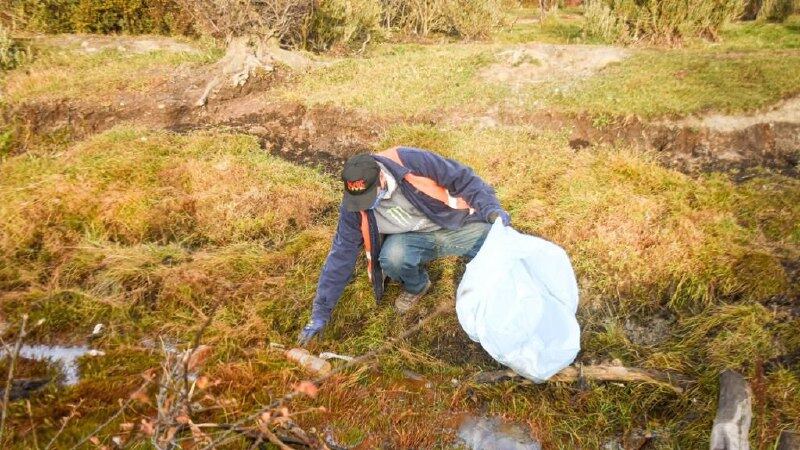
{"left": 342, "top": 154, "right": 381, "bottom": 212}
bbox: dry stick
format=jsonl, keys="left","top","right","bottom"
{"left": 202, "top": 300, "right": 454, "bottom": 450}
{"left": 261, "top": 425, "right": 293, "bottom": 450}
{"left": 0, "top": 314, "right": 28, "bottom": 444}
{"left": 44, "top": 400, "right": 83, "bottom": 450}
{"left": 66, "top": 380, "right": 152, "bottom": 450}
{"left": 26, "top": 400, "right": 40, "bottom": 450}
{"left": 182, "top": 306, "right": 219, "bottom": 416}
{"left": 473, "top": 365, "right": 686, "bottom": 394}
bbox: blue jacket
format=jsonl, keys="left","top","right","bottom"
{"left": 309, "top": 147, "right": 506, "bottom": 325}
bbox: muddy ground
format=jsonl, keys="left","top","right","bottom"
{"left": 5, "top": 53, "right": 798, "bottom": 180}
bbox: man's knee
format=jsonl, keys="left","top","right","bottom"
{"left": 379, "top": 240, "right": 412, "bottom": 277}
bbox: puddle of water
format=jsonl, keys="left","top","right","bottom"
{"left": 2, "top": 345, "right": 90, "bottom": 386}
{"left": 457, "top": 416, "right": 542, "bottom": 450}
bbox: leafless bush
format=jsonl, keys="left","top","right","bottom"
{"left": 380, "top": 0, "right": 505, "bottom": 38}
{"left": 176, "top": 0, "right": 315, "bottom": 47}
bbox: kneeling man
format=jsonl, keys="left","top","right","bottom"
{"left": 298, "top": 147, "right": 509, "bottom": 345}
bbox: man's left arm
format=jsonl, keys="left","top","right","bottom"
{"left": 401, "top": 148, "right": 509, "bottom": 224}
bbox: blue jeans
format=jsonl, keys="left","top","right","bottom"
{"left": 378, "top": 222, "right": 491, "bottom": 294}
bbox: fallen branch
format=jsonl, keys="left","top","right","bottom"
{"left": 472, "top": 364, "right": 687, "bottom": 394}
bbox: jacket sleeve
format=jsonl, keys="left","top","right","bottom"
{"left": 310, "top": 203, "right": 363, "bottom": 325}
{"left": 401, "top": 148, "right": 505, "bottom": 222}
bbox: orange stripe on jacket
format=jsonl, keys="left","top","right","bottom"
{"left": 377, "top": 147, "right": 473, "bottom": 211}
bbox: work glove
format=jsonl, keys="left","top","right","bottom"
{"left": 297, "top": 319, "right": 325, "bottom": 346}
{"left": 487, "top": 210, "right": 511, "bottom": 226}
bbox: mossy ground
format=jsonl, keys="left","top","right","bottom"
{"left": 0, "top": 7, "right": 799, "bottom": 449}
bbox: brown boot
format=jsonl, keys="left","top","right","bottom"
{"left": 395, "top": 280, "right": 432, "bottom": 314}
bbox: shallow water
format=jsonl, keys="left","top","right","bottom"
{"left": 2, "top": 345, "right": 91, "bottom": 385}
{"left": 458, "top": 416, "right": 542, "bottom": 450}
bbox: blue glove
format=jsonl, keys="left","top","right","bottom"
{"left": 297, "top": 320, "right": 325, "bottom": 346}
{"left": 487, "top": 210, "right": 510, "bottom": 226}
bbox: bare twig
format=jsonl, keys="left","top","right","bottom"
{"left": 181, "top": 306, "right": 219, "bottom": 415}
{"left": 44, "top": 400, "right": 83, "bottom": 450}
{"left": 66, "top": 381, "right": 152, "bottom": 450}
{"left": 259, "top": 424, "right": 293, "bottom": 450}
{"left": 202, "top": 300, "right": 454, "bottom": 449}
{"left": 26, "top": 400, "right": 39, "bottom": 450}
{"left": 0, "top": 314, "right": 28, "bottom": 444}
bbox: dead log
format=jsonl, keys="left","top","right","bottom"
{"left": 195, "top": 35, "right": 323, "bottom": 107}
{"left": 472, "top": 364, "right": 686, "bottom": 393}
{"left": 710, "top": 370, "right": 752, "bottom": 450}
{"left": 778, "top": 430, "right": 800, "bottom": 450}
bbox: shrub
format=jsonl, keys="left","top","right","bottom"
{"left": 306, "top": 0, "right": 383, "bottom": 52}
{"left": 442, "top": 0, "right": 506, "bottom": 39}
{"left": 582, "top": 0, "right": 625, "bottom": 43}
{"left": 756, "top": 0, "right": 796, "bottom": 21}
{"left": 6, "top": 0, "right": 193, "bottom": 35}
{"left": 0, "top": 25, "right": 28, "bottom": 70}
{"left": 582, "top": 0, "right": 745, "bottom": 45}
{"left": 380, "top": 0, "right": 505, "bottom": 38}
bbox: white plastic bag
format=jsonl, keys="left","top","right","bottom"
{"left": 456, "top": 220, "right": 580, "bottom": 382}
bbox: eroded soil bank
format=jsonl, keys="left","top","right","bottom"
{"left": 6, "top": 75, "right": 798, "bottom": 179}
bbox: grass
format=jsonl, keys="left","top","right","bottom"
{"left": 540, "top": 49, "right": 800, "bottom": 118}
{"left": 0, "top": 124, "right": 797, "bottom": 448}
{"left": 277, "top": 42, "right": 510, "bottom": 117}
{"left": 1, "top": 38, "right": 219, "bottom": 103}
{"left": 714, "top": 14, "right": 800, "bottom": 50}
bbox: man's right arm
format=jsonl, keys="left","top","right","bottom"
{"left": 300, "top": 204, "right": 363, "bottom": 344}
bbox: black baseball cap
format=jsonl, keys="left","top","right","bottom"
{"left": 342, "top": 154, "right": 380, "bottom": 212}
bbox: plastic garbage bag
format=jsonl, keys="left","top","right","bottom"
{"left": 456, "top": 220, "right": 580, "bottom": 383}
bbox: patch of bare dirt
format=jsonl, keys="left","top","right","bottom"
{"left": 212, "top": 101, "right": 387, "bottom": 173}
{"left": 672, "top": 97, "right": 800, "bottom": 132}
{"left": 481, "top": 44, "right": 629, "bottom": 87}
{"left": 36, "top": 34, "right": 201, "bottom": 55}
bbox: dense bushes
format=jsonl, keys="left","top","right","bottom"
{"left": 5, "top": 0, "right": 506, "bottom": 47}
{"left": 583, "top": 0, "right": 745, "bottom": 44}
{"left": 5, "top": 0, "right": 194, "bottom": 34}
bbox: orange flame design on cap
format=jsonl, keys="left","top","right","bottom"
{"left": 347, "top": 179, "right": 367, "bottom": 192}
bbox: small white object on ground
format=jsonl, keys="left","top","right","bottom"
{"left": 92, "top": 323, "right": 104, "bottom": 336}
